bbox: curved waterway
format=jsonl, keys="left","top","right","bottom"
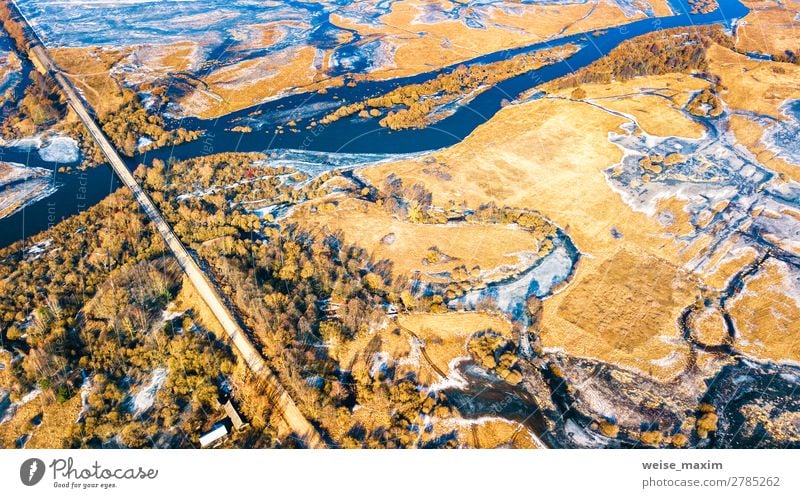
{"left": 147, "top": 0, "right": 749, "bottom": 156}
{"left": 1, "top": 0, "right": 750, "bottom": 248}
{"left": 7, "top": 0, "right": 793, "bottom": 449}
{"left": 704, "top": 359, "right": 800, "bottom": 448}
{"left": 0, "top": 146, "right": 118, "bottom": 249}
{"left": 451, "top": 234, "right": 579, "bottom": 325}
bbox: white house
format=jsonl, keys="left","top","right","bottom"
{"left": 199, "top": 423, "right": 228, "bottom": 448}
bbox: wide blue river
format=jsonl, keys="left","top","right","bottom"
{"left": 0, "top": 0, "right": 750, "bottom": 248}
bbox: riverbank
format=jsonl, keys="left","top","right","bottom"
{"left": 1, "top": 0, "right": 753, "bottom": 249}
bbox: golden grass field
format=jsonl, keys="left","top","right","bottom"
{"left": 736, "top": 0, "right": 800, "bottom": 57}
{"left": 357, "top": 52, "right": 800, "bottom": 380}
{"left": 48, "top": 41, "right": 336, "bottom": 120}
{"left": 326, "top": 310, "right": 516, "bottom": 445}
{"left": 188, "top": 0, "right": 673, "bottom": 117}
{"left": 550, "top": 248, "right": 696, "bottom": 382}
{"left": 705, "top": 44, "right": 800, "bottom": 190}
{"left": 362, "top": 94, "right": 703, "bottom": 381}
{"left": 362, "top": 93, "right": 701, "bottom": 267}
{"left": 181, "top": 46, "right": 343, "bottom": 119}
{"left": 333, "top": 0, "right": 672, "bottom": 78}
{"left": 0, "top": 348, "right": 79, "bottom": 449}
{"left": 44, "top": 0, "right": 676, "bottom": 118}
{"left": 396, "top": 312, "right": 512, "bottom": 377}
{"left": 292, "top": 197, "right": 541, "bottom": 280}
{"left": 0, "top": 393, "right": 80, "bottom": 448}
{"left": 728, "top": 114, "right": 800, "bottom": 183}
{"left": 454, "top": 418, "right": 540, "bottom": 448}
{"left": 171, "top": 275, "right": 226, "bottom": 338}
{"left": 689, "top": 306, "right": 729, "bottom": 347}
{"left": 127, "top": 41, "right": 199, "bottom": 77}
{"left": 334, "top": 311, "right": 512, "bottom": 385}
{"left": 700, "top": 238, "right": 761, "bottom": 290}
{"left": 50, "top": 47, "right": 129, "bottom": 117}
{"left": 548, "top": 73, "right": 710, "bottom": 138}
{"left": 728, "top": 258, "right": 800, "bottom": 363}
{"left": 707, "top": 44, "right": 800, "bottom": 119}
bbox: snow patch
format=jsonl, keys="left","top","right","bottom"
{"left": 130, "top": 368, "right": 167, "bottom": 416}
{"left": 0, "top": 388, "right": 41, "bottom": 425}
{"left": 38, "top": 136, "right": 80, "bottom": 163}
{"left": 8, "top": 135, "right": 80, "bottom": 163}
{"left": 429, "top": 357, "right": 470, "bottom": 391}
{"left": 137, "top": 136, "right": 154, "bottom": 151}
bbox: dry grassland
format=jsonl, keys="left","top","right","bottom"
{"left": 550, "top": 248, "right": 696, "bottom": 382}
{"left": 171, "top": 275, "right": 226, "bottom": 338}
{"left": 0, "top": 392, "right": 79, "bottom": 448}
{"left": 707, "top": 44, "right": 800, "bottom": 119}
{"left": 550, "top": 73, "right": 711, "bottom": 138}
{"left": 736, "top": 0, "right": 800, "bottom": 57}
{"left": 332, "top": 0, "right": 667, "bottom": 77}
{"left": 183, "top": 46, "right": 340, "bottom": 119}
{"left": 334, "top": 311, "right": 511, "bottom": 388}
{"left": 50, "top": 47, "right": 129, "bottom": 117}
{"left": 456, "top": 418, "right": 540, "bottom": 448}
{"left": 688, "top": 306, "right": 729, "bottom": 346}
{"left": 728, "top": 114, "right": 800, "bottom": 183}
{"left": 361, "top": 92, "right": 727, "bottom": 381}
{"left": 292, "top": 197, "right": 540, "bottom": 279}
{"left": 728, "top": 258, "right": 800, "bottom": 362}
{"left": 397, "top": 312, "right": 512, "bottom": 376}
{"left": 45, "top": 0, "right": 678, "bottom": 118}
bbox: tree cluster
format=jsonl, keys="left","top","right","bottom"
{"left": 100, "top": 88, "right": 200, "bottom": 157}
{"left": 320, "top": 45, "right": 578, "bottom": 130}
{"left": 547, "top": 26, "right": 734, "bottom": 91}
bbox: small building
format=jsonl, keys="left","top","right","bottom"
{"left": 223, "top": 400, "right": 248, "bottom": 431}
{"left": 199, "top": 423, "right": 228, "bottom": 448}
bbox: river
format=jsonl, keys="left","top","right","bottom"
{"left": 5, "top": 0, "right": 797, "bottom": 448}
{"left": 0, "top": 0, "right": 749, "bottom": 248}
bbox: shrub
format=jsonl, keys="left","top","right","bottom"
{"left": 599, "top": 420, "right": 619, "bottom": 438}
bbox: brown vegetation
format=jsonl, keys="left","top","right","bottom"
{"left": 0, "top": 188, "right": 279, "bottom": 447}
{"left": 547, "top": 73, "right": 710, "bottom": 138}
{"left": 552, "top": 249, "right": 696, "bottom": 382}
{"left": 293, "top": 196, "right": 552, "bottom": 284}
{"left": 467, "top": 330, "right": 523, "bottom": 385}
{"left": 727, "top": 258, "right": 800, "bottom": 362}
{"left": 695, "top": 403, "right": 718, "bottom": 439}
{"left": 359, "top": 94, "right": 714, "bottom": 383}
{"left": 321, "top": 45, "right": 578, "bottom": 130}
{"left": 99, "top": 88, "right": 200, "bottom": 156}
{"left": 0, "top": 3, "right": 27, "bottom": 54}
{"left": 50, "top": 47, "right": 200, "bottom": 157}
{"left": 598, "top": 420, "right": 620, "bottom": 438}
{"left": 544, "top": 26, "right": 733, "bottom": 92}
{"left": 705, "top": 44, "right": 800, "bottom": 118}
{"left": 735, "top": 1, "right": 800, "bottom": 61}
{"left": 639, "top": 152, "right": 687, "bottom": 174}
{"left": 0, "top": 14, "right": 67, "bottom": 141}
{"left": 136, "top": 153, "right": 470, "bottom": 447}
{"left": 686, "top": 87, "right": 723, "bottom": 117}
{"left": 688, "top": 0, "right": 718, "bottom": 14}
{"left": 640, "top": 430, "right": 664, "bottom": 447}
